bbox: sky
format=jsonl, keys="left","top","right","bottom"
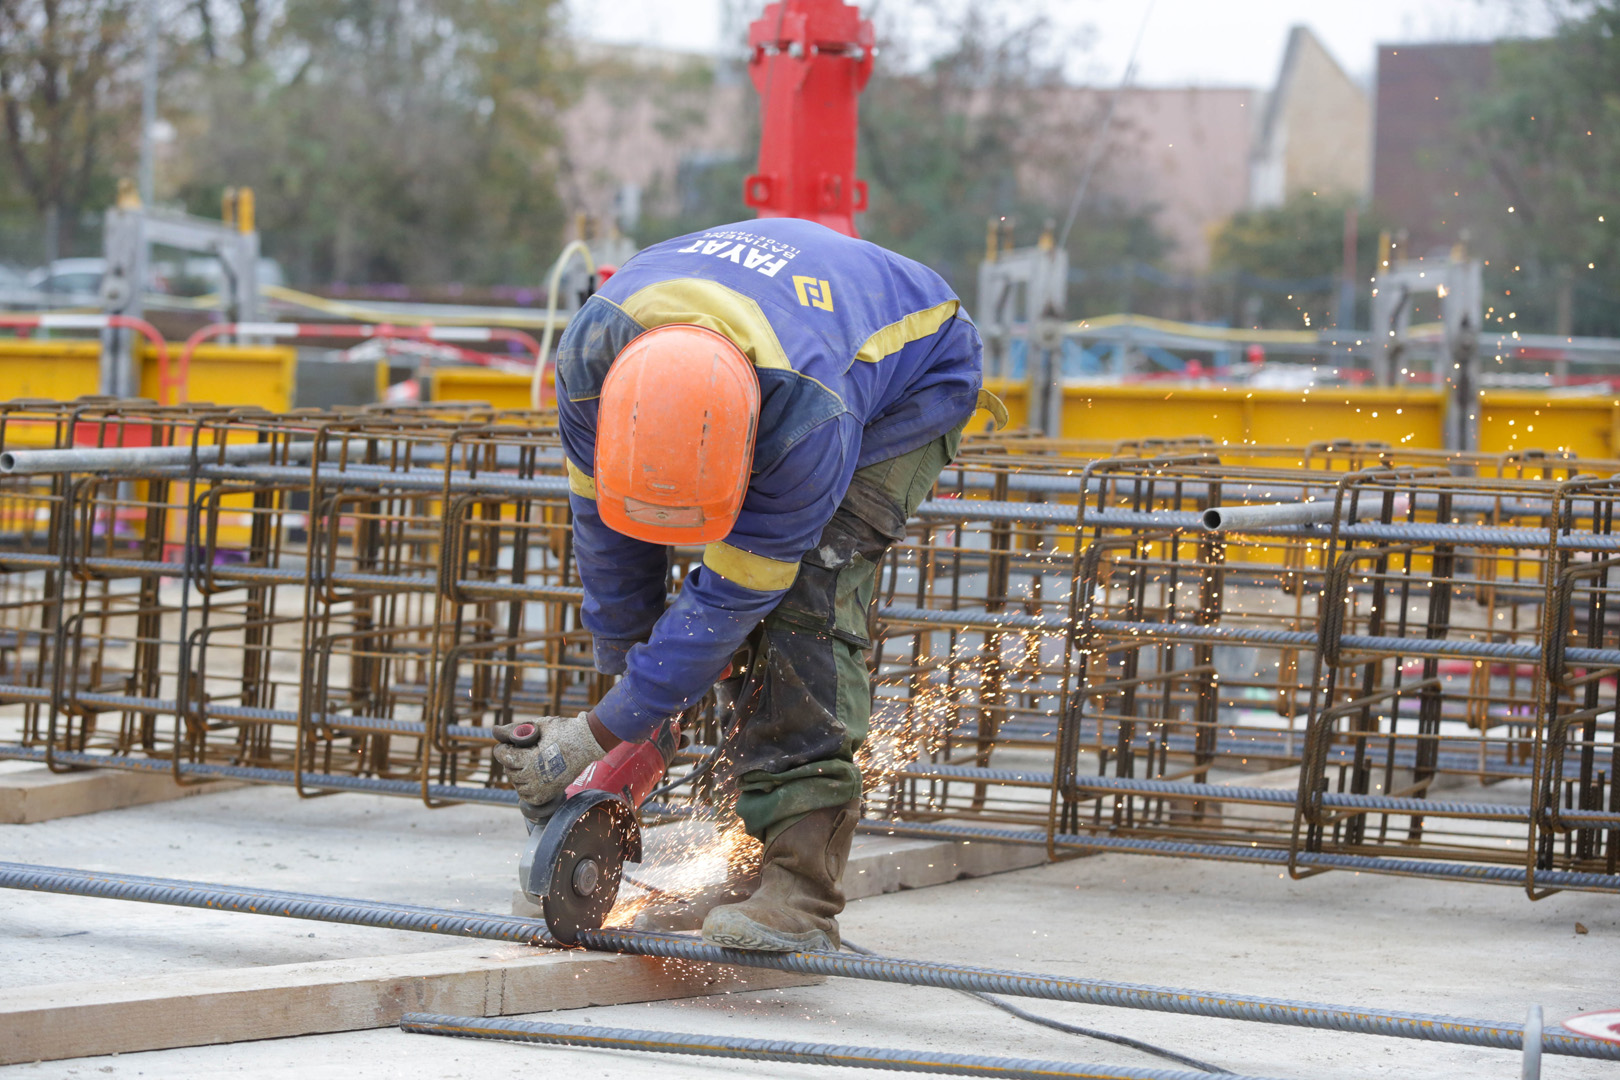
{"left": 565, "top": 0, "right": 1557, "bottom": 87}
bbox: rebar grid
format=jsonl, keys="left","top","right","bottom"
{"left": 1, "top": 402, "right": 1618, "bottom": 895}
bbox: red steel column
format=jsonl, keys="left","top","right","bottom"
{"left": 744, "top": 0, "right": 874, "bottom": 238}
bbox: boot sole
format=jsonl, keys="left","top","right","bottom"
{"left": 702, "top": 908, "right": 838, "bottom": 953}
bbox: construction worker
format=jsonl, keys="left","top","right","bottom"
{"left": 494, "top": 217, "right": 998, "bottom": 952}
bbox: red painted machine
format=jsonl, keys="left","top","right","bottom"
{"left": 744, "top": 0, "right": 875, "bottom": 238}
{"left": 516, "top": 717, "right": 681, "bottom": 942}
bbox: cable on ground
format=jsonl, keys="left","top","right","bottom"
{"left": 842, "top": 938, "right": 1223, "bottom": 1074}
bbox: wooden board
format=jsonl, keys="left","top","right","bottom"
{"left": 0, "top": 943, "right": 818, "bottom": 1065}
{"left": 0, "top": 766, "right": 244, "bottom": 825}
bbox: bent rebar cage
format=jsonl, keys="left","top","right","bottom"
{"left": 2, "top": 399, "right": 1617, "bottom": 896}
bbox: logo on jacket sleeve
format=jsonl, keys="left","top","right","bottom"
{"left": 793, "top": 276, "right": 834, "bottom": 311}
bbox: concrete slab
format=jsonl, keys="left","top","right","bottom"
{"left": 0, "top": 756, "right": 1048, "bottom": 1064}
{"left": 0, "top": 785, "right": 558, "bottom": 992}
{"left": 0, "top": 766, "right": 243, "bottom": 824}
{"left": 4, "top": 776, "right": 1615, "bottom": 1079}
{"left": 0, "top": 785, "right": 1039, "bottom": 1063}
{"left": 5, "top": 849, "right": 1614, "bottom": 1080}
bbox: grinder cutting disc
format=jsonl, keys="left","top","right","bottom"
{"left": 520, "top": 789, "right": 642, "bottom": 944}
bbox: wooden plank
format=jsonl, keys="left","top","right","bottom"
{"left": 0, "top": 943, "right": 819, "bottom": 1065}
{"left": 0, "top": 766, "right": 244, "bottom": 825}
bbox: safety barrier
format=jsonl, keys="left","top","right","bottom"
{"left": 0, "top": 314, "right": 176, "bottom": 403}
{"left": 431, "top": 367, "right": 539, "bottom": 410}
{"left": 0, "top": 325, "right": 1609, "bottom": 455}
{"left": 978, "top": 380, "right": 1620, "bottom": 462}
{"left": 983, "top": 380, "right": 1451, "bottom": 450}
{"left": 178, "top": 321, "right": 548, "bottom": 406}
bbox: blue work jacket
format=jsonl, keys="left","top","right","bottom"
{"left": 556, "top": 218, "right": 984, "bottom": 742}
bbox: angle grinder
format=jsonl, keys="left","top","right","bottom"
{"left": 514, "top": 715, "right": 681, "bottom": 943}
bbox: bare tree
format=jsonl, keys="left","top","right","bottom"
{"left": 163, "top": 0, "right": 575, "bottom": 284}
{"left": 0, "top": 0, "right": 141, "bottom": 253}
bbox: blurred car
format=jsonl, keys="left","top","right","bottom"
{"left": 0, "top": 263, "right": 32, "bottom": 310}
{"left": 25, "top": 258, "right": 106, "bottom": 306}
{"left": 19, "top": 254, "right": 283, "bottom": 310}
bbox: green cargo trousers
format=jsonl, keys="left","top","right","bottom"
{"left": 722, "top": 424, "right": 964, "bottom": 844}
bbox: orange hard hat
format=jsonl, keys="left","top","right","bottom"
{"left": 595, "top": 324, "right": 759, "bottom": 545}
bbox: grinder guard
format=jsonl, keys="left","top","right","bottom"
{"left": 517, "top": 715, "right": 681, "bottom": 942}
{"left": 520, "top": 789, "right": 642, "bottom": 944}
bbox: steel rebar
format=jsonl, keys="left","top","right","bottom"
{"left": 398, "top": 1014, "right": 1267, "bottom": 1080}
{"left": 0, "top": 861, "right": 547, "bottom": 942}
{"left": 1, "top": 860, "right": 1612, "bottom": 1060}
{"left": 575, "top": 929, "right": 1615, "bottom": 1059}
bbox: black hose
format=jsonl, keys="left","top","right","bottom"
{"left": 843, "top": 939, "right": 1224, "bottom": 1074}
{"left": 961, "top": 992, "right": 1227, "bottom": 1075}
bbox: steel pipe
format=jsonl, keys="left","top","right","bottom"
{"left": 1201, "top": 501, "right": 1340, "bottom": 533}
{"left": 1087, "top": 617, "right": 1620, "bottom": 668}
{"left": 0, "top": 746, "right": 521, "bottom": 805}
{"left": 6, "top": 444, "right": 1619, "bottom": 554}
{"left": 160, "top": 460, "right": 572, "bottom": 497}
{"left": 0, "top": 440, "right": 310, "bottom": 475}
{"left": 933, "top": 470, "right": 1599, "bottom": 524}
{"left": 898, "top": 763, "right": 1589, "bottom": 822}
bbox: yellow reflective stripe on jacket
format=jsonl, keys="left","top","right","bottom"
{"left": 851, "top": 300, "right": 960, "bottom": 366}
{"left": 703, "top": 541, "right": 800, "bottom": 591}
{"left": 618, "top": 279, "right": 792, "bottom": 371}
{"left": 566, "top": 458, "right": 597, "bottom": 499}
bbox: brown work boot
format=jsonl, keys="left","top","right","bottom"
{"left": 701, "top": 799, "right": 859, "bottom": 952}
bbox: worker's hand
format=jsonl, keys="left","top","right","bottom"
{"left": 491, "top": 712, "right": 607, "bottom": 808}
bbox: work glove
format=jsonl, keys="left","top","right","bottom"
{"left": 491, "top": 712, "right": 606, "bottom": 808}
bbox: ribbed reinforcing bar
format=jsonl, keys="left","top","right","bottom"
{"left": 0, "top": 860, "right": 1612, "bottom": 1061}
{"left": 398, "top": 1013, "right": 1278, "bottom": 1080}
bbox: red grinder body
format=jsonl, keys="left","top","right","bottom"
{"left": 565, "top": 716, "right": 680, "bottom": 810}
